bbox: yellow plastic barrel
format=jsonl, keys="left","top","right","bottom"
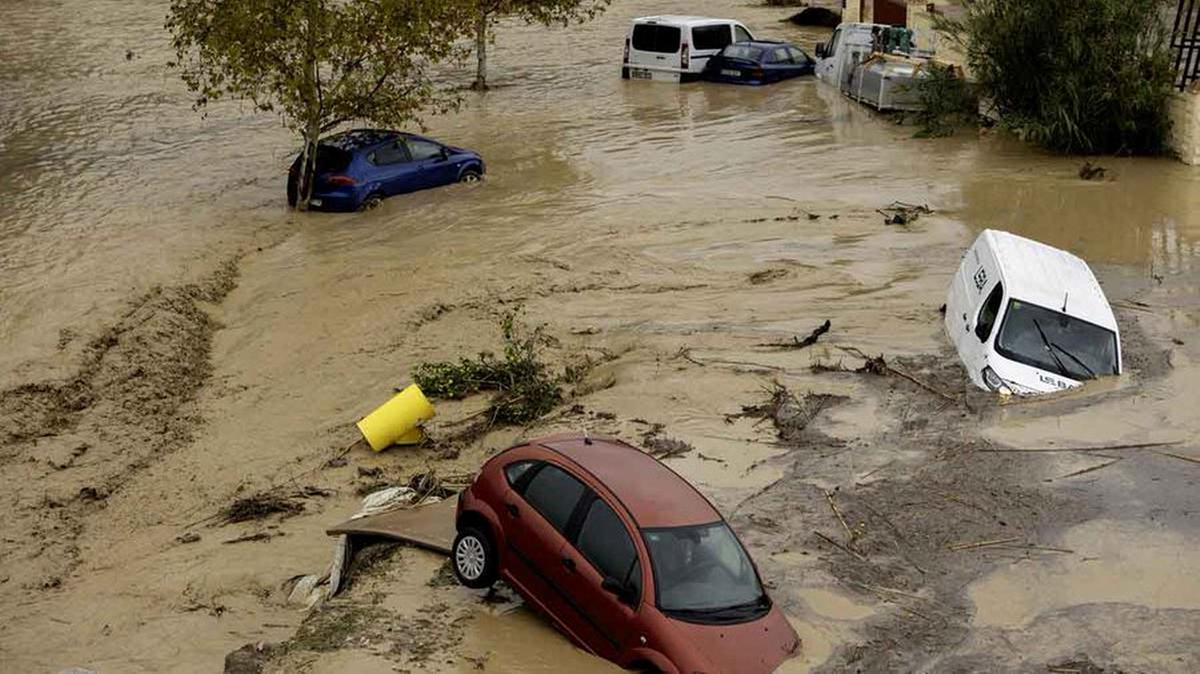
{"left": 356, "top": 384, "right": 435, "bottom": 451}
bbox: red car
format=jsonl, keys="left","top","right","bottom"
{"left": 452, "top": 433, "right": 800, "bottom": 673}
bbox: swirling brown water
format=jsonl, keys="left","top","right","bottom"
{"left": 3, "top": 1, "right": 1200, "bottom": 672}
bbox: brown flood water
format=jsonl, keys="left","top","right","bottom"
{"left": 2, "top": 0, "right": 1200, "bottom": 672}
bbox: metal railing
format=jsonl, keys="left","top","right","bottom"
{"left": 1172, "top": 0, "right": 1200, "bottom": 90}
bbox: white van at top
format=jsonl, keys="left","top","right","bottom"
{"left": 622, "top": 16, "right": 755, "bottom": 83}
{"left": 813, "top": 22, "right": 887, "bottom": 87}
{"left": 945, "top": 230, "right": 1122, "bottom": 395}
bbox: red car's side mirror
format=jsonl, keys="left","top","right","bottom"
{"left": 602, "top": 576, "right": 638, "bottom": 606}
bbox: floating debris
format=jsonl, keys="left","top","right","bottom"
{"left": 221, "top": 492, "right": 305, "bottom": 524}
{"left": 737, "top": 383, "right": 844, "bottom": 443}
{"left": 748, "top": 268, "right": 790, "bottom": 285}
{"left": 758, "top": 320, "right": 831, "bottom": 350}
{"left": 878, "top": 201, "right": 932, "bottom": 226}
{"left": 1078, "top": 162, "right": 1107, "bottom": 181}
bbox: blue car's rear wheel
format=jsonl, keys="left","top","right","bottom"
{"left": 359, "top": 193, "right": 383, "bottom": 211}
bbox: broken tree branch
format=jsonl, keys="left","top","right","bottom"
{"left": 947, "top": 537, "right": 1019, "bottom": 551}
{"left": 758, "top": 320, "right": 831, "bottom": 350}
{"left": 997, "top": 543, "right": 1074, "bottom": 554}
{"left": 814, "top": 530, "right": 867, "bottom": 561}
{"left": 825, "top": 490, "right": 856, "bottom": 544}
{"left": 673, "top": 346, "right": 706, "bottom": 367}
{"left": 1055, "top": 458, "right": 1123, "bottom": 479}
{"left": 223, "top": 531, "right": 284, "bottom": 545}
{"left": 843, "top": 579, "right": 934, "bottom": 603}
{"left": 1153, "top": 450, "right": 1200, "bottom": 466}
{"left": 836, "top": 346, "right": 959, "bottom": 404}
{"left": 978, "top": 440, "right": 1184, "bottom": 454}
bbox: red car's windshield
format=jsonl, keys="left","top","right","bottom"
{"left": 643, "top": 522, "right": 768, "bottom": 623}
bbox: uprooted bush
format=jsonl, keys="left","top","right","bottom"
{"left": 413, "top": 311, "right": 562, "bottom": 425}
{"left": 939, "top": 0, "right": 1175, "bottom": 154}
{"left": 220, "top": 492, "right": 304, "bottom": 524}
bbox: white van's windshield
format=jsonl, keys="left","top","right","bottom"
{"left": 995, "top": 299, "right": 1118, "bottom": 380}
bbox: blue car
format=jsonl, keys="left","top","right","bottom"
{"left": 702, "top": 41, "right": 815, "bottom": 85}
{"left": 286, "top": 129, "right": 485, "bottom": 211}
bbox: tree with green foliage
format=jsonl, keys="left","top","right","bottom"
{"left": 938, "top": 0, "right": 1175, "bottom": 154}
{"left": 166, "top": 0, "right": 468, "bottom": 210}
{"left": 468, "top": 0, "right": 610, "bottom": 90}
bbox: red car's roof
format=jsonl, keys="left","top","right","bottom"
{"left": 531, "top": 433, "right": 721, "bottom": 529}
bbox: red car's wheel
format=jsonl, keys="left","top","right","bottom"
{"left": 452, "top": 526, "right": 497, "bottom": 589}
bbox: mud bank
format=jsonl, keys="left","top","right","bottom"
{"left": 0, "top": 260, "right": 240, "bottom": 594}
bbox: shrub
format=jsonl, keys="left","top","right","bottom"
{"left": 413, "top": 310, "right": 562, "bottom": 425}
{"left": 913, "top": 62, "right": 978, "bottom": 138}
{"left": 940, "top": 0, "right": 1175, "bottom": 154}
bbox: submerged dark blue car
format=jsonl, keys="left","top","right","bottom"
{"left": 287, "top": 129, "right": 485, "bottom": 211}
{"left": 702, "top": 41, "right": 815, "bottom": 85}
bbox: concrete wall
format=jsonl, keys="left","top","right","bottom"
{"left": 843, "top": 0, "right": 862, "bottom": 23}
{"left": 906, "top": 0, "right": 966, "bottom": 66}
{"left": 1168, "top": 88, "right": 1200, "bottom": 166}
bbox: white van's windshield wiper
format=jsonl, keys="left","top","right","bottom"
{"left": 1032, "top": 319, "right": 1069, "bottom": 376}
{"left": 1049, "top": 340, "right": 1096, "bottom": 379}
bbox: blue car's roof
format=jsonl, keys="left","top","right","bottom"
{"left": 323, "top": 129, "right": 405, "bottom": 151}
{"left": 735, "top": 40, "right": 790, "bottom": 48}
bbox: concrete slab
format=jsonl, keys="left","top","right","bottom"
{"left": 326, "top": 497, "right": 456, "bottom": 556}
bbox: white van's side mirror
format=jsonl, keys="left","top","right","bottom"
{"left": 815, "top": 42, "right": 827, "bottom": 58}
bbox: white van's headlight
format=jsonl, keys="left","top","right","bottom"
{"left": 982, "top": 366, "right": 1012, "bottom": 395}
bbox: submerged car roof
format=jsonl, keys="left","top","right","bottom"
{"left": 322, "top": 129, "right": 402, "bottom": 151}
{"left": 732, "top": 40, "right": 787, "bottom": 48}
{"left": 533, "top": 434, "right": 721, "bottom": 529}
{"left": 983, "top": 229, "right": 1118, "bottom": 332}
{"left": 633, "top": 15, "right": 740, "bottom": 26}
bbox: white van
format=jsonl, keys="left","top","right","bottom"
{"left": 813, "top": 22, "right": 887, "bottom": 88}
{"left": 945, "top": 230, "right": 1122, "bottom": 395}
{"left": 622, "top": 16, "right": 755, "bottom": 83}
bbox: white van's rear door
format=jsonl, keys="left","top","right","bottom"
{"left": 628, "top": 22, "right": 682, "bottom": 81}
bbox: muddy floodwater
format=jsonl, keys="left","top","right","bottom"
{"left": 3, "top": 0, "right": 1200, "bottom": 672}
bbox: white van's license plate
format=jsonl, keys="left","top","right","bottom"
{"left": 721, "top": 69, "right": 741, "bottom": 77}
{"left": 630, "top": 68, "right": 652, "bottom": 80}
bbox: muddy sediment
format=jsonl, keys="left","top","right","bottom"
{"left": 3, "top": 0, "right": 1200, "bottom": 671}
{"left": 736, "top": 316, "right": 1189, "bottom": 672}
{"left": 0, "top": 259, "right": 239, "bottom": 592}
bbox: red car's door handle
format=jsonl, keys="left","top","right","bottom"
{"left": 504, "top": 502, "right": 519, "bottom": 517}
{"left": 561, "top": 557, "right": 576, "bottom": 572}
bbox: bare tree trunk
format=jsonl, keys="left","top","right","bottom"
{"left": 297, "top": 0, "right": 320, "bottom": 211}
{"left": 473, "top": 9, "right": 488, "bottom": 90}
{"left": 298, "top": 122, "right": 320, "bottom": 211}
{"left": 293, "top": 136, "right": 311, "bottom": 211}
